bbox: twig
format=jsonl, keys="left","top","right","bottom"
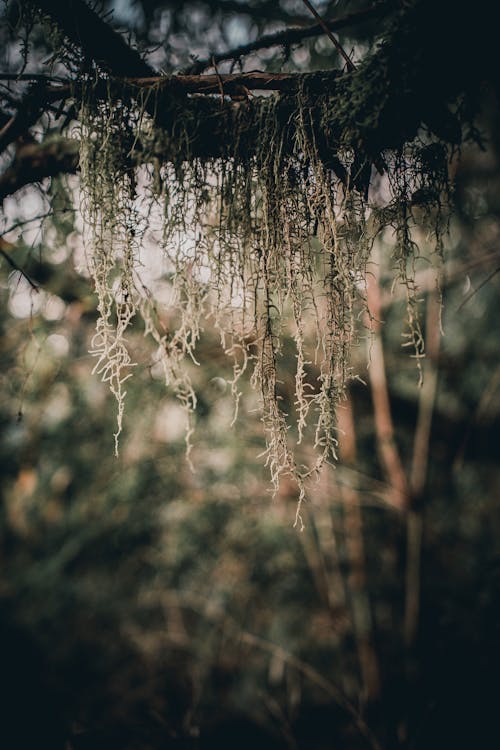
{"left": 0, "top": 245, "right": 39, "bottom": 291}
{"left": 381, "top": 247, "right": 500, "bottom": 309}
{"left": 1, "top": 209, "right": 75, "bottom": 239}
{"left": 0, "top": 83, "right": 49, "bottom": 155}
{"left": 456, "top": 265, "right": 500, "bottom": 311}
{"left": 299, "top": 0, "right": 356, "bottom": 71}
{"left": 240, "top": 631, "right": 382, "bottom": 750}
{"left": 168, "top": 588, "right": 381, "bottom": 750}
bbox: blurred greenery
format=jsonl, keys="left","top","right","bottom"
{"left": 1, "top": 148, "right": 500, "bottom": 747}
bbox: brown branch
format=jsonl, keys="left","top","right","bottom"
{"left": 186, "top": 3, "right": 391, "bottom": 74}
{"left": 0, "top": 138, "right": 79, "bottom": 204}
{"left": 0, "top": 72, "right": 343, "bottom": 194}
{"left": 131, "top": 70, "right": 341, "bottom": 93}
{"left": 365, "top": 252, "right": 410, "bottom": 511}
{"left": 0, "top": 0, "right": 487, "bottom": 201}
{"left": 9, "top": 70, "right": 339, "bottom": 102}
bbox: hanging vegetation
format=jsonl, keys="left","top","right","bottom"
{"left": 5, "top": 0, "right": 485, "bottom": 523}
{"left": 76, "top": 69, "right": 454, "bottom": 527}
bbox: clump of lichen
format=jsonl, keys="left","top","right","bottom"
{"left": 78, "top": 68, "right": 454, "bottom": 524}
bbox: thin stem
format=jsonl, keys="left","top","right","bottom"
{"left": 0, "top": 245, "right": 39, "bottom": 291}
{"left": 404, "top": 289, "right": 441, "bottom": 646}
{"left": 300, "top": 0, "right": 356, "bottom": 71}
{"left": 365, "top": 252, "right": 409, "bottom": 510}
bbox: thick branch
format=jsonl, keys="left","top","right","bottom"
{"left": 128, "top": 70, "right": 339, "bottom": 94}
{"left": 1, "top": 71, "right": 340, "bottom": 96}
{"left": 0, "top": 0, "right": 157, "bottom": 158}
{"left": 31, "top": 0, "right": 156, "bottom": 76}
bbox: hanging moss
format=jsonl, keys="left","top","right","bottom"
{"left": 4, "top": 0, "right": 490, "bottom": 526}
{"left": 76, "top": 43, "right": 460, "bottom": 525}
{"left": 79, "top": 82, "right": 142, "bottom": 455}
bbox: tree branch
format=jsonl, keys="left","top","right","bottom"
{"left": 185, "top": 3, "right": 391, "bottom": 74}
{"left": 31, "top": 0, "right": 156, "bottom": 77}
{"left": 0, "top": 71, "right": 340, "bottom": 97}
{"left": 1, "top": 0, "right": 158, "bottom": 160}
{"left": 0, "top": 82, "right": 61, "bottom": 156}
{"left": 0, "top": 138, "right": 79, "bottom": 204}
{"left": 1, "top": 0, "right": 494, "bottom": 201}
{"left": 0, "top": 241, "right": 39, "bottom": 291}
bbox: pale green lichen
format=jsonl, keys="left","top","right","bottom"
{"left": 77, "top": 73, "right": 453, "bottom": 521}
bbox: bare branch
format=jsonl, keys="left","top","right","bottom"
{"left": 300, "top": 0, "right": 356, "bottom": 71}
{"left": 0, "top": 240, "right": 39, "bottom": 291}
{"left": 0, "top": 71, "right": 341, "bottom": 99}
{"left": 185, "top": 3, "right": 390, "bottom": 74}
{"left": 456, "top": 266, "right": 500, "bottom": 310}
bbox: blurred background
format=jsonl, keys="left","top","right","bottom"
{"left": 1, "top": 1, "right": 500, "bottom": 748}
